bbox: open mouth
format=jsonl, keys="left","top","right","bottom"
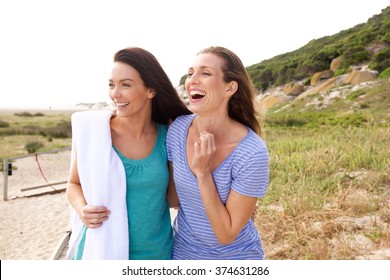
{"left": 190, "top": 90, "right": 206, "bottom": 100}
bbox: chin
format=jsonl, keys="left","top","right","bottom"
{"left": 189, "top": 104, "right": 201, "bottom": 113}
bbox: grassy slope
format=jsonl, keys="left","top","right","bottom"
{"left": 256, "top": 78, "right": 390, "bottom": 259}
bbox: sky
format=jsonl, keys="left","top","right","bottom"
{"left": 0, "top": 0, "right": 389, "bottom": 109}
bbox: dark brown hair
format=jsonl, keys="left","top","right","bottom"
{"left": 197, "top": 46, "right": 262, "bottom": 136}
{"left": 114, "top": 47, "right": 191, "bottom": 124}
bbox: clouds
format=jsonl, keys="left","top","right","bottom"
{"left": 0, "top": 0, "right": 388, "bottom": 108}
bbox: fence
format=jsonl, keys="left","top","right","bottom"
{"left": 2, "top": 147, "right": 71, "bottom": 201}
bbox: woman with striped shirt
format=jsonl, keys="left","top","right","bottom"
{"left": 167, "top": 46, "right": 270, "bottom": 259}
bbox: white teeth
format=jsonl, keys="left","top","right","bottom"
{"left": 115, "top": 102, "right": 129, "bottom": 107}
{"left": 190, "top": 91, "right": 206, "bottom": 97}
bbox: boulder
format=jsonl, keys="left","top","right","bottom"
{"left": 283, "top": 83, "right": 293, "bottom": 95}
{"left": 283, "top": 82, "right": 304, "bottom": 96}
{"left": 310, "top": 70, "right": 334, "bottom": 86}
{"left": 289, "top": 83, "right": 304, "bottom": 96}
{"left": 257, "top": 94, "right": 293, "bottom": 111}
{"left": 330, "top": 57, "right": 343, "bottom": 72}
{"left": 343, "top": 70, "right": 378, "bottom": 85}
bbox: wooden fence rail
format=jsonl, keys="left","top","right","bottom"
{"left": 2, "top": 147, "right": 71, "bottom": 201}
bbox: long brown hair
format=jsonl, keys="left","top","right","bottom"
{"left": 197, "top": 46, "right": 262, "bottom": 136}
{"left": 114, "top": 47, "right": 191, "bottom": 124}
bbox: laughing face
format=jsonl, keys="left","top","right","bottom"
{"left": 109, "top": 62, "right": 155, "bottom": 118}
{"left": 185, "top": 53, "right": 233, "bottom": 114}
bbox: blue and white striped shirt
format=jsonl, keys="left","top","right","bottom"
{"left": 167, "top": 114, "right": 269, "bottom": 259}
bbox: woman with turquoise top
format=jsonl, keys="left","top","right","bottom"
{"left": 66, "top": 47, "right": 191, "bottom": 260}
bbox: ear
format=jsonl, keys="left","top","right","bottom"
{"left": 225, "top": 81, "right": 238, "bottom": 96}
{"left": 147, "top": 88, "right": 156, "bottom": 99}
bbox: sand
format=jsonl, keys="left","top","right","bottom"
{"left": 0, "top": 149, "right": 178, "bottom": 260}
{"left": 0, "top": 150, "right": 71, "bottom": 260}
{"left": 0, "top": 192, "right": 70, "bottom": 260}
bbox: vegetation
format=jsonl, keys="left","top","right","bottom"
{"left": 246, "top": 6, "right": 390, "bottom": 91}
{"left": 257, "top": 125, "right": 389, "bottom": 259}
{"left": 265, "top": 79, "right": 390, "bottom": 128}
{"left": 25, "top": 140, "right": 44, "bottom": 154}
{"left": 0, "top": 112, "right": 72, "bottom": 159}
{"left": 254, "top": 79, "right": 390, "bottom": 259}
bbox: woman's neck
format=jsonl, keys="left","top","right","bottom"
{"left": 112, "top": 115, "right": 156, "bottom": 139}
{"left": 193, "top": 113, "right": 235, "bottom": 140}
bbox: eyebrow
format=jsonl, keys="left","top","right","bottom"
{"left": 108, "top": 78, "right": 134, "bottom": 83}
{"left": 188, "top": 66, "right": 214, "bottom": 71}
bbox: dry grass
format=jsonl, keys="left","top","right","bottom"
{"left": 0, "top": 111, "right": 72, "bottom": 159}
{"left": 255, "top": 125, "right": 390, "bottom": 259}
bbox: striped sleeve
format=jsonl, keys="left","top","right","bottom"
{"left": 231, "top": 134, "right": 269, "bottom": 198}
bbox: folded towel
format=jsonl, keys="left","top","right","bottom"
{"left": 67, "top": 110, "right": 129, "bottom": 259}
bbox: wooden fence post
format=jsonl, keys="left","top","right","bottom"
{"left": 3, "top": 158, "right": 9, "bottom": 201}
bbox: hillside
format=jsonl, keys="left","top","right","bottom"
{"left": 263, "top": 77, "right": 390, "bottom": 129}
{"left": 247, "top": 6, "right": 390, "bottom": 91}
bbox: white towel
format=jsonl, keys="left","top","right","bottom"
{"left": 67, "top": 110, "right": 129, "bottom": 260}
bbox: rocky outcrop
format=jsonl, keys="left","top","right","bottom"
{"left": 343, "top": 70, "right": 378, "bottom": 84}
{"left": 283, "top": 82, "right": 304, "bottom": 96}
{"left": 366, "top": 42, "right": 390, "bottom": 55}
{"left": 310, "top": 70, "right": 334, "bottom": 86}
{"left": 257, "top": 58, "right": 379, "bottom": 110}
{"left": 330, "top": 57, "right": 343, "bottom": 72}
{"left": 295, "top": 76, "right": 343, "bottom": 101}
{"left": 256, "top": 94, "right": 293, "bottom": 111}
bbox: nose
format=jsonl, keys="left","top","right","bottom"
{"left": 186, "top": 72, "right": 200, "bottom": 85}
{"left": 110, "top": 86, "right": 121, "bottom": 98}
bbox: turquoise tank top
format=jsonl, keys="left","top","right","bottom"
{"left": 74, "top": 123, "right": 173, "bottom": 259}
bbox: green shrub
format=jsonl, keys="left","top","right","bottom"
{"left": 25, "top": 141, "right": 44, "bottom": 153}
{"left": 370, "top": 48, "right": 390, "bottom": 72}
{"left": 15, "top": 112, "right": 33, "bottom": 117}
{"left": 379, "top": 66, "right": 390, "bottom": 78}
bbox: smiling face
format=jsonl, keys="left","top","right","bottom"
{"left": 185, "top": 53, "right": 235, "bottom": 115}
{"left": 109, "top": 62, "right": 155, "bottom": 118}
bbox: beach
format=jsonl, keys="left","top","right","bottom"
{"left": 0, "top": 192, "right": 70, "bottom": 259}
{"left": 0, "top": 148, "right": 179, "bottom": 260}
{"left": 0, "top": 150, "right": 71, "bottom": 260}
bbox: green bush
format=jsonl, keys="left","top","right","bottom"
{"left": 370, "top": 48, "right": 390, "bottom": 72}
{"left": 379, "top": 66, "right": 390, "bottom": 78}
{"left": 25, "top": 141, "right": 44, "bottom": 154}
{"left": 15, "top": 112, "right": 33, "bottom": 117}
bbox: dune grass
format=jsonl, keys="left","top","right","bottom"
{"left": 256, "top": 124, "right": 390, "bottom": 259}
